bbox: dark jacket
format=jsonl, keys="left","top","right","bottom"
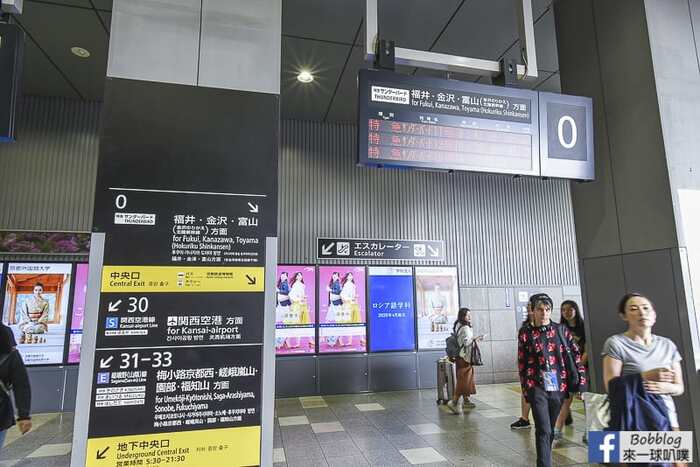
{"left": 517, "top": 322, "right": 587, "bottom": 399}
{"left": 0, "top": 350, "right": 31, "bottom": 427}
{"left": 2, "top": 326, "right": 16, "bottom": 348}
{"left": 607, "top": 373, "right": 670, "bottom": 431}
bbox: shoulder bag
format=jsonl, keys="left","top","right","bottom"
{"left": 469, "top": 339, "right": 484, "bottom": 366}
{"left": 556, "top": 324, "right": 582, "bottom": 392}
{"left": 583, "top": 392, "right": 610, "bottom": 432}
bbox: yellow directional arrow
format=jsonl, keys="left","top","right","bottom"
{"left": 101, "top": 266, "right": 264, "bottom": 293}
{"left": 86, "top": 426, "right": 260, "bottom": 466}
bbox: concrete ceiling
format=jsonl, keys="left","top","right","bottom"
{"left": 12, "top": 0, "right": 560, "bottom": 123}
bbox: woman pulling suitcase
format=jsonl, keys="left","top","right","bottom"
{"left": 447, "top": 308, "right": 484, "bottom": 414}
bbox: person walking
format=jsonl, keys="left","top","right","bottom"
{"left": 511, "top": 303, "right": 534, "bottom": 429}
{"left": 0, "top": 324, "right": 16, "bottom": 350}
{"left": 518, "top": 294, "right": 586, "bottom": 467}
{"left": 602, "top": 293, "right": 684, "bottom": 431}
{"left": 446, "top": 308, "right": 484, "bottom": 414}
{"left": 0, "top": 326, "right": 31, "bottom": 449}
{"left": 553, "top": 300, "right": 587, "bottom": 440}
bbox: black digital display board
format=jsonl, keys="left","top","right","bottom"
{"left": 358, "top": 69, "right": 540, "bottom": 177}
{"left": 358, "top": 69, "right": 595, "bottom": 180}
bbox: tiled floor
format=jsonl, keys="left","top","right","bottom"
{"left": 273, "top": 383, "right": 593, "bottom": 467}
{"left": 0, "top": 412, "right": 73, "bottom": 466}
{"left": 0, "top": 384, "right": 594, "bottom": 466}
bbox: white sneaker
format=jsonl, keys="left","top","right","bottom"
{"left": 446, "top": 400, "right": 461, "bottom": 414}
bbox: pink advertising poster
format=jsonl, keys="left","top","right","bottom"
{"left": 67, "top": 263, "right": 88, "bottom": 363}
{"left": 275, "top": 265, "right": 316, "bottom": 355}
{"left": 318, "top": 266, "right": 366, "bottom": 353}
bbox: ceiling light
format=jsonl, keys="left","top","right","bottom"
{"left": 71, "top": 47, "right": 91, "bottom": 58}
{"left": 297, "top": 70, "right": 314, "bottom": 83}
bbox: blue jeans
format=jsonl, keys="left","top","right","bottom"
{"left": 0, "top": 429, "right": 6, "bottom": 450}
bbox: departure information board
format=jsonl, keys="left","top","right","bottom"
{"left": 358, "top": 69, "right": 594, "bottom": 180}
{"left": 359, "top": 69, "right": 540, "bottom": 176}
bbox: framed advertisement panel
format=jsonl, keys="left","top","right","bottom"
{"left": 0, "top": 263, "right": 3, "bottom": 322}
{"left": 2, "top": 262, "right": 73, "bottom": 365}
{"left": 66, "top": 263, "right": 89, "bottom": 364}
{"left": 415, "top": 266, "right": 459, "bottom": 350}
{"left": 275, "top": 265, "right": 316, "bottom": 355}
{"left": 367, "top": 266, "right": 416, "bottom": 352}
{"left": 318, "top": 266, "right": 367, "bottom": 354}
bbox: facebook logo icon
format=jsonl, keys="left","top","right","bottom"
{"left": 589, "top": 431, "right": 620, "bottom": 463}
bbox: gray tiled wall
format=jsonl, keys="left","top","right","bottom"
{"left": 489, "top": 310, "right": 517, "bottom": 341}
{"left": 459, "top": 285, "right": 582, "bottom": 385}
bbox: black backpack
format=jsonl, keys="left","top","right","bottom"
{"left": 445, "top": 325, "right": 462, "bottom": 359}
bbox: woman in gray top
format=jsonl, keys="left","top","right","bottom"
{"left": 602, "top": 293, "right": 684, "bottom": 428}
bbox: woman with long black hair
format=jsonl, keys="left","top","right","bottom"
{"left": 554, "top": 300, "right": 587, "bottom": 439}
{"left": 325, "top": 272, "right": 342, "bottom": 323}
{"left": 602, "top": 293, "right": 684, "bottom": 431}
{"left": 446, "top": 307, "right": 484, "bottom": 414}
{"left": 0, "top": 324, "right": 31, "bottom": 449}
{"left": 275, "top": 272, "right": 291, "bottom": 323}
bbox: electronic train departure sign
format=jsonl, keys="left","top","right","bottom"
{"left": 358, "top": 69, "right": 594, "bottom": 181}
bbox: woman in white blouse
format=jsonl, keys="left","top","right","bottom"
{"left": 447, "top": 308, "right": 484, "bottom": 414}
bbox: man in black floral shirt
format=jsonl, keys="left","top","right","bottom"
{"left": 517, "top": 294, "right": 587, "bottom": 467}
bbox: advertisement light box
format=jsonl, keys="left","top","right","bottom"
{"left": 368, "top": 266, "right": 415, "bottom": 352}
{"left": 415, "top": 266, "right": 459, "bottom": 350}
{"left": 67, "top": 263, "right": 88, "bottom": 363}
{"left": 2, "top": 262, "right": 72, "bottom": 365}
{"left": 275, "top": 265, "right": 316, "bottom": 355}
{"left": 318, "top": 266, "right": 367, "bottom": 354}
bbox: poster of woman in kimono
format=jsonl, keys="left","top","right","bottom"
{"left": 2, "top": 263, "right": 72, "bottom": 365}
{"left": 415, "top": 266, "right": 459, "bottom": 350}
